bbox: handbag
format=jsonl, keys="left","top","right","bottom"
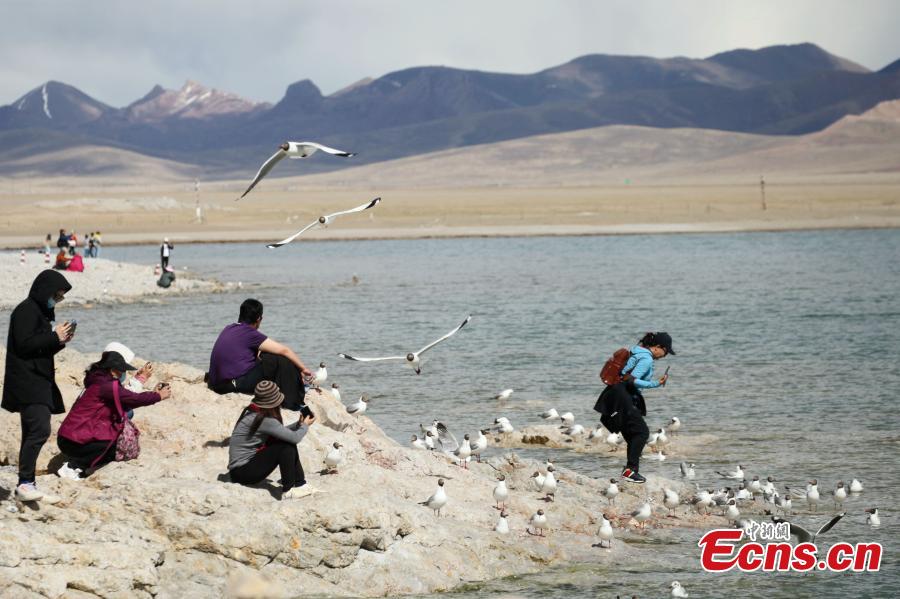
{"left": 91, "top": 381, "right": 140, "bottom": 467}
{"left": 111, "top": 380, "right": 141, "bottom": 461}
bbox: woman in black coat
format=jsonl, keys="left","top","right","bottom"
{"left": 2, "top": 270, "right": 74, "bottom": 503}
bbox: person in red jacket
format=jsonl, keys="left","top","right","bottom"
{"left": 57, "top": 350, "right": 171, "bottom": 478}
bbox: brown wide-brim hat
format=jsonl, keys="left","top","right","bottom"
{"left": 253, "top": 380, "right": 284, "bottom": 409}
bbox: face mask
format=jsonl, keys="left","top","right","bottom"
{"left": 47, "top": 298, "right": 56, "bottom": 310}
{"left": 119, "top": 373, "right": 128, "bottom": 384}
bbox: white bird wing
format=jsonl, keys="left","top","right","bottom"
{"left": 416, "top": 315, "right": 471, "bottom": 356}
{"left": 323, "top": 197, "right": 381, "bottom": 220}
{"left": 293, "top": 141, "right": 357, "bottom": 157}
{"left": 266, "top": 219, "right": 323, "bottom": 249}
{"left": 337, "top": 352, "right": 407, "bottom": 363}
{"left": 238, "top": 149, "right": 287, "bottom": 200}
{"left": 435, "top": 422, "right": 459, "bottom": 453}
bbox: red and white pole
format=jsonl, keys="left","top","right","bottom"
{"left": 44, "top": 251, "right": 50, "bottom": 264}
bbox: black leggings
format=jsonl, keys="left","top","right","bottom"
{"left": 57, "top": 436, "right": 117, "bottom": 473}
{"left": 18, "top": 404, "right": 51, "bottom": 483}
{"left": 622, "top": 408, "right": 650, "bottom": 472}
{"left": 230, "top": 353, "right": 307, "bottom": 411}
{"left": 598, "top": 383, "right": 649, "bottom": 472}
{"left": 229, "top": 439, "right": 306, "bottom": 492}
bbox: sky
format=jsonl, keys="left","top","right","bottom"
{"left": 1, "top": 0, "right": 898, "bottom": 107}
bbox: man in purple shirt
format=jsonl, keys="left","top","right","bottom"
{"left": 208, "top": 299, "right": 314, "bottom": 410}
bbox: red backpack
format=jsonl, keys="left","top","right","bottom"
{"left": 599, "top": 348, "right": 634, "bottom": 386}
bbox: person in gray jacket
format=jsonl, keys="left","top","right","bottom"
{"left": 228, "top": 380, "right": 318, "bottom": 499}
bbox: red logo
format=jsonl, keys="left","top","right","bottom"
{"left": 698, "top": 529, "right": 882, "bottom": 572}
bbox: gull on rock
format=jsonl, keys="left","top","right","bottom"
{"left": 597, "top": 513, "right": 614, "bottom": 548}
{"left": 717, "top": 465, "right": 745, "bottom": 480}
{"left": 531, "top": 471, "right": 545, "bottom": 492}
{"left": 338, "top": 315, "right": 470, "bottom": 375}
{"left": 725, "top": 498, "right": 741, "bottom": 522}
{"left": 324, "top": 442, "right": 342, "bottom": 473}
{"left": 470, "top": 429, "right": 488, "bottom": 462}
{"left": 832, "top": 481, "right": 847, "bottom": 509}
{"left": 529, "top": 509, "right": 548, "bottom": 536}
{"left": 330, "top": 383, "right": 341, "bottom": 403}
{"left": 345, "top": 393, "right": 370, "bottom": 415}
{"left": 238, "top": 141, "right": 356, "bottom": 200}
{"left": 663, "top": 488, "right": 680, "bottom": 517}
{"left": 541, "top": 466, "right": 558, "bottom": 501}
{"left": 493, "top": 417, "right": 514, "bottom": 433}
{"left": 559, "top": 412, "right": 575, "bottom": 426}
{"left": 631, "top": 499, "right": 653, "bottom": 529}
{"left": 540, "top": 408, "right": 559, "bottom": 420}
{"left": 312, "top": 362, "right": 327, "bottom": 390}
{"left": 493, "top": 475, "right": 509, "bottom": 509}
{"left": 602, "top": 479, "right": 620, "bottom": 506}
{"left": 267, "top": 198, "right": 382, "bottom": 248}
{"left": 495, "top": 510, "right": 510, "bottom": 534}
{"left": 454, "top": 434, "right": 472, "bottom": 468}
{"left": 410, "top": 435, "right": 427, "bottom": 450}
{"left": 420, "top": 479, "right": 448, "bottom": 516}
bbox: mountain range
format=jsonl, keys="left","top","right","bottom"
{"left": 0, "top": 43, "right": 897, "bottom": 178}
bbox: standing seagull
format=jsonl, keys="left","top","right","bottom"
{"left": 420, "top": 479, "right": 448, "bottom": 516}
{"left": 330, "top": 383, "right": 341, "bottom": 403}
{"left": 345, "top": 393, "right": 370, "bottom": 415}
{"left": 238, "top": 141, "right": 356, "bottom": 200}
{"left": 806, "top": 479, "right": 820, "bottom": 512}
{"left": 531, "top": 471, "right": 545, "bottom": 492}
{"left": 267, "top": 197, "right": 382, "bottom": 248}
{"left": 311, "top": 362, "right": 328, "bottom": 390}
{"left": 663, "top": 488, "right": 680, "bottom": 517}
{"left": 631, "top": 499, "right": 653, "bottom": 529}
{"left": 493, "top": 416, "right": 514, "bottom": 434}
{"left": 493, "top": 475, "right": 509, "bottom": 510}
{"left": 410, "top": 435, "right": 427, "bottom": 450}
{"left": 603, "top": 478, "right": 620, "bottom": 506}
{"left": 667, "top": 416, "right": 682, "bottom": 435}
{"left": 832, "top": 481, "right": 847, "bottom": 509}
{"left": 529, "top": 509, "right": 548, "bottom": 536}
{"left": 495, "top": 510, "right": 510, "bottom": 534}
{"left": 470, "top": 429, "right": 488, "bottom": 462}
{"left": 454, "top": 434, "right": 472, "bottom": 468}
{"left": 597, "top": 513, "right": 614, "bottom": 548}
{"left": 338, "top": 315, "right": 471, "bottom": 375}
{"left": 324, "top": 442, "right": 342, "bottom": 473}
{"left": 541, "top": 466, "right": 558, "bottom": 501}
{"left": 494, "top": 389, "right": 514, "bottom": 401}
{"left": 559, "top": 412, "right": 575, "bottom": 426}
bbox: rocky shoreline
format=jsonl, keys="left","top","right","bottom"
{"left": 0, "top": 348, "right": 723, "bottom": 598}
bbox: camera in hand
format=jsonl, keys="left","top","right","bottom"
{"left": 299, "top": 404, "right": 313, "bottom": 419}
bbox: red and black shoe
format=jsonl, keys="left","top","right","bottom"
{"left": 621, "top": 467, "right": 646, "bottom": 484}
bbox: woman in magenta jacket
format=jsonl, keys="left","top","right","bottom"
{"left": 57, "top": 350, "right": 171, "bottom": 477}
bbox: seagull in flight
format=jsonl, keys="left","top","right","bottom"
{"left": 771, "top": 513, "right": 845, "bottom": 543}
{"left": 238, "top": 141, "right": 356, "bottom": 200}
{"left": 266, "top": 197, "right": 381, "bottom": 248}
{"left": 338, "top": 315, "right": 471, "bottom": 374}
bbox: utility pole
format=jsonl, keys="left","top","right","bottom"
{"left": 759, "top": 175, "right": 767, "bottom": 211}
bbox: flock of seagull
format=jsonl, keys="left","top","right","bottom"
{"left": 235, "top": 140, "right": 380, "bottom": 249}
{"left": 237, "top": 142, "right": 883, "bottom": 597}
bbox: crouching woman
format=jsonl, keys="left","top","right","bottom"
{"left": 228, "top": 380, "right": 318, "bottom": 500}
{"left": 57, "top": 350, "right": 171, "bottom": 477}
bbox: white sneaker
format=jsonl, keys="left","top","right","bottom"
{"left": 15, "top": 483, "right": 43, "bottom": 502}
{"left": 282, "top": 485, "right": 322, "bottom": 500}
{"left": 57, "top": 462, "right": 83, "bottom": 481}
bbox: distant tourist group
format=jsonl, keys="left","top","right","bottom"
{"left": 48, "top": 229, "right": 102, "bottom": 273}
{"left": 3, "top": 269, "right": 672, "bottom": 503}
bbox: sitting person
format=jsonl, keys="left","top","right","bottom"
{"left": 56, "top": 350, "right": 171, "bottom": 478}
{"left": 66, "top": 251, "right": 84, "bottom": 272}
{"left": 54, "top": 249, "right": 71, "bottom": 270}
{"left": 228, "top": 380, "right": 318, "bottom": 499}
{"left": 207, "top": 298, "right": 313, "bottom": 410}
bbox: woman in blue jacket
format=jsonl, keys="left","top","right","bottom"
{"left": 600, "top": 332, "right": 674, "bottom": 484}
